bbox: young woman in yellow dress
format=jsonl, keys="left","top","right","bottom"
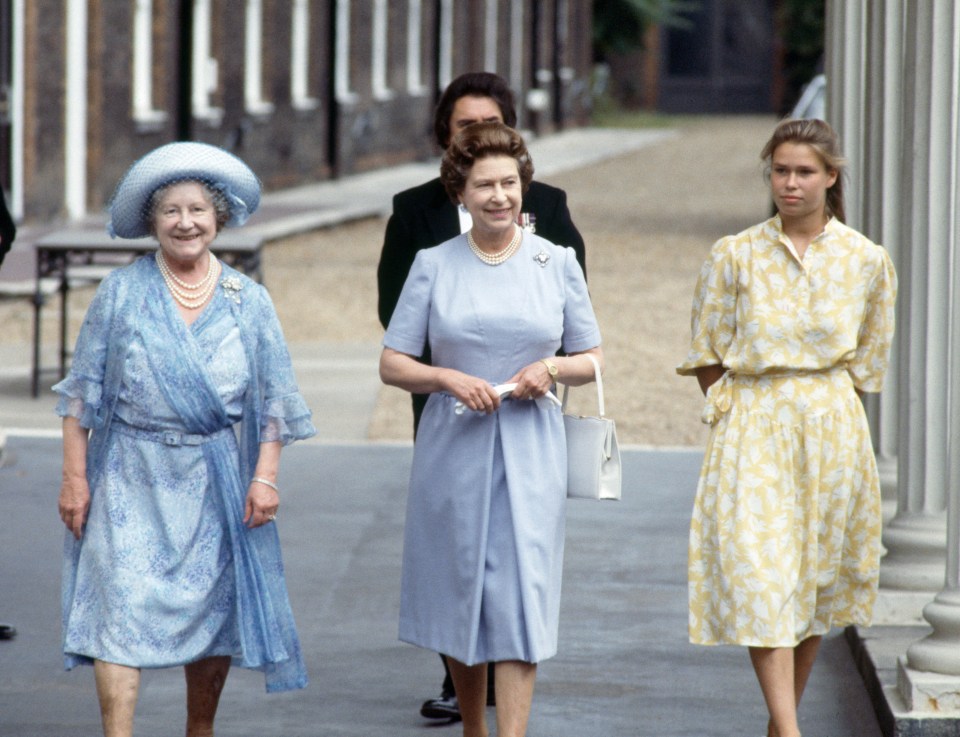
{"left": 678, "top": 118, "right": 897, "bottom": 737}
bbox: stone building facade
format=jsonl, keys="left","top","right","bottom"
{"left": 0, "top": 0, "right": 592, "bottom": 224}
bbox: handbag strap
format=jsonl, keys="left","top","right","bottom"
{"left": 560, "top": 353, "right": 605, "bottom": 417}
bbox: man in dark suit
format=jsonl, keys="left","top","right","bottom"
{"left": 376, "top": 71, "right": 585, "bottom": 722}
{"left": 1, "top": 187, "right": 18, "bottom": 642}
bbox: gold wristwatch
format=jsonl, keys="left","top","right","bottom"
{"left": 540, "top": 359, "right": 559, "bottom": 378}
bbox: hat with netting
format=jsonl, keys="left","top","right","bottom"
{"left": 107, "top": 141, "right": 261, "bottom": 239}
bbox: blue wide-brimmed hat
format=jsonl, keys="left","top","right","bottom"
{"left": 107, "top": 141, "right": 261, "bottom": 239}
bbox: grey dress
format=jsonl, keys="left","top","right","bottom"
{"left": 383, "top": 231, "right": 601, "bottom": 665}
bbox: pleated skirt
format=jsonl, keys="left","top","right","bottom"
{"left": 688, "top": 368, "right": 882, "bottom": 647}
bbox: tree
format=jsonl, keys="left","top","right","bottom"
{"left": 593, "top": 0, "right": 696, "bottom": 60}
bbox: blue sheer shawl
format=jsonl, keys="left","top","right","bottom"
{"left": 55, "top": 254, "right": 315, "bottom": 692}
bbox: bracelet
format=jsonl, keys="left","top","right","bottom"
{"left": 251, "top": 476, "right": 279, "bottom": 493}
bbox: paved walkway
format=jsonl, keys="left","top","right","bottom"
{"left": 0, "top": 437, "right": 881, "bottom": 736}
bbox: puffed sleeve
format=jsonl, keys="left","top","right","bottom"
{"left": 846, "top": 246, "right": 898, "bottom": 392}
{"left": 382, "top": 250, "right": 436, "bottom": 358}
{"left": 559, "top": 247, "right": 601, "bottom": 353}
{"left": 676, "top": 237, "right": 738, "bottom": 376}
{"left": 51, "top": 274, "right": 119, "bottom": 428}
{"left": 247, "top": 283, "right": 316, "bottom": 445}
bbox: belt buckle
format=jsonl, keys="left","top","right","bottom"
{"left": 162, "top": 431, "right": 181, "bottom": 446}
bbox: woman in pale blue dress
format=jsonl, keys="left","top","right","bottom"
{"left": 380, "top": 122, "right": 604, "bottom": 737}
{"left": 55, "top": 142, "right": 315, "bottom": 737}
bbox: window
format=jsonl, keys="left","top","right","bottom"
{"left": 372, "top": 0, "right": 394, "bottom": 99}
{"left": 406, "top": 0, "right": 427, "bottom": 95}
{"left": 290, "top": 0, "right": 318, "bottom": 109}
{"left": 132, "top": 0, "right": 167, "bottom": 125}
{"left": 192, "top": 0, "right": 223, "bottom": 124}
{"left": 335, "top": 0, "right": 358, "bottom": 103}
{"left": 244, "top": 0, "right": 273, "bottom": 114}
{"left": 438, "top": 0, "right": 453, "bottom": 90}
{"left": 484, "top": 0, "right": 498, "bottom": 72}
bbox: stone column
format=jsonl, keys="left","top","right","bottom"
{"left": 902, "top": 0, "right": 960, "bottom": 681}
{"left": 825, "top": 0, "right": 863, "bottom": 225}
{"left": 873, "top": 1, "right": 951, "bottom": 623}
{"left": 860, "top": 0, "right": 902, "bottom": 502}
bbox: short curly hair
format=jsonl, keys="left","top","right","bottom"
{"left": 440, "top": 122, "right": 534, "bottom": 204}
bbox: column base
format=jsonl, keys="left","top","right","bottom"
{"left": 906, "top": 592, "right": 960, "bottom": 674}
{"left": 873, "top": 590, "right": 937, "bottom": 625}
{"left": 898, "top": 656, "right": 960, "bottom": 711}
{"left": 879, "top": 512, "right": 947, "bottom": 591}
{"left": 847, "top": 625, "right": 960, "bottom": 737}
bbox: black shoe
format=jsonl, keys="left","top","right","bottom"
{"left": 420, "top": 693, "right": 461, "bottom": 722}
{"left": 0, "top": 623, "right": 16, "bottom": 640}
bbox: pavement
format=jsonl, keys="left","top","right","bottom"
{"left": 0, "top": 126, "right": 888, "bottom": 735}
{"left": 0, "top": 437, "right": 881, "bottom": 737}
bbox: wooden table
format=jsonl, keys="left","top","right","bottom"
{"left": 32, "top": 230, "right": 263, "bottom": 397}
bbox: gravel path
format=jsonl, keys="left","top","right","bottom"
{"left": 0, "top": 115, "right": 777, "bottom": 446}
{"left": 263, "top": 114, "right": 777, "bottom": 446}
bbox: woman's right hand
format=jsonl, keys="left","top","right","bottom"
{"left": 60, "top": 417, "right": 91, "bottom": 539}
{"left": 440, "top": 368, "right": 502, "bottom": 414}
{"left": 59, "top": 476, "right": 90, "bottom": 540}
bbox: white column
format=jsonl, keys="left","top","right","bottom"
{"left": 824, "top": 0, "right": 863, "bottom": 230}
{"left": 903, "top": 0, "right": 960, "bottom": 679}
{"left": 64, "top": 0, "right": 88, "bottom": 220}
{"left": 877, "top": 0, "right": 951, "bottom": 618}
{"left": 860, "top": 0, "right": 901, "bottom": 497}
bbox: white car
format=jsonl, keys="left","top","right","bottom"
{"left": 790, "top": 73, "right": 826, "bottom": 120}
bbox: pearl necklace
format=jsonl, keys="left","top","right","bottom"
{"left": 156, "top": 251, "right": 220, "bottom": 309}
{"left": 467, "top": 225, "right": 522, "bottom": 266}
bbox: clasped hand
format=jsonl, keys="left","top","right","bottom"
{"left": 444, "top": 361, "right": 554, "bottom": 414}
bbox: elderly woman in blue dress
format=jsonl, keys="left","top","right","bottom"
{"left": 380, "top": 121, "right": 604, "bottom": 737}
{"left": 55, "top": 142, "right": 315, "bottom": 737}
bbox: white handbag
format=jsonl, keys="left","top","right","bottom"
{"left": 561, "top": 354, "right": 622, "bottom": 501}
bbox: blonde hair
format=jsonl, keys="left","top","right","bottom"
{"left": 762, "top": 118, "right": 847, "bottom": 223}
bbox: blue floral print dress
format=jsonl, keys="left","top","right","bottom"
{"left": 54, "top": 254, "right": 315, "bottom": 692}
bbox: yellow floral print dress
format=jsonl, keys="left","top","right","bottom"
{"left": 677, "top": 216, "right": 897, "bottom": 647}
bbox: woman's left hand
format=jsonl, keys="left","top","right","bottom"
{"left": 506, "top": 360, "right": 555, "bottom": 401}
{"left": 244, "top": 482, "right": 279, "bottom": 528}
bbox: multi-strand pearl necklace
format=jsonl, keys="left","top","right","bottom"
{"left": 156, "top": 251, "right": 220, "bottom": 309}
{"left": 467, "top": 225, "right": 522, "bottom": 266}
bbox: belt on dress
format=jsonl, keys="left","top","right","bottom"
{"left": 112, "top": 420, "right": 233, "bottom": 447}
{"left": 701, "top": 366, "right": 847, "bottom": 425}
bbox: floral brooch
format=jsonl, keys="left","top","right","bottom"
{"left": 220, "top": 275, "right": 243, "bottom": 304}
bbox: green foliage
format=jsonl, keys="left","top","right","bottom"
{"left": 593, "top": 0, "right": 698, "bottom": 58}
{"left": 777, "top": 0, "right": 826, "bottom": 113}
